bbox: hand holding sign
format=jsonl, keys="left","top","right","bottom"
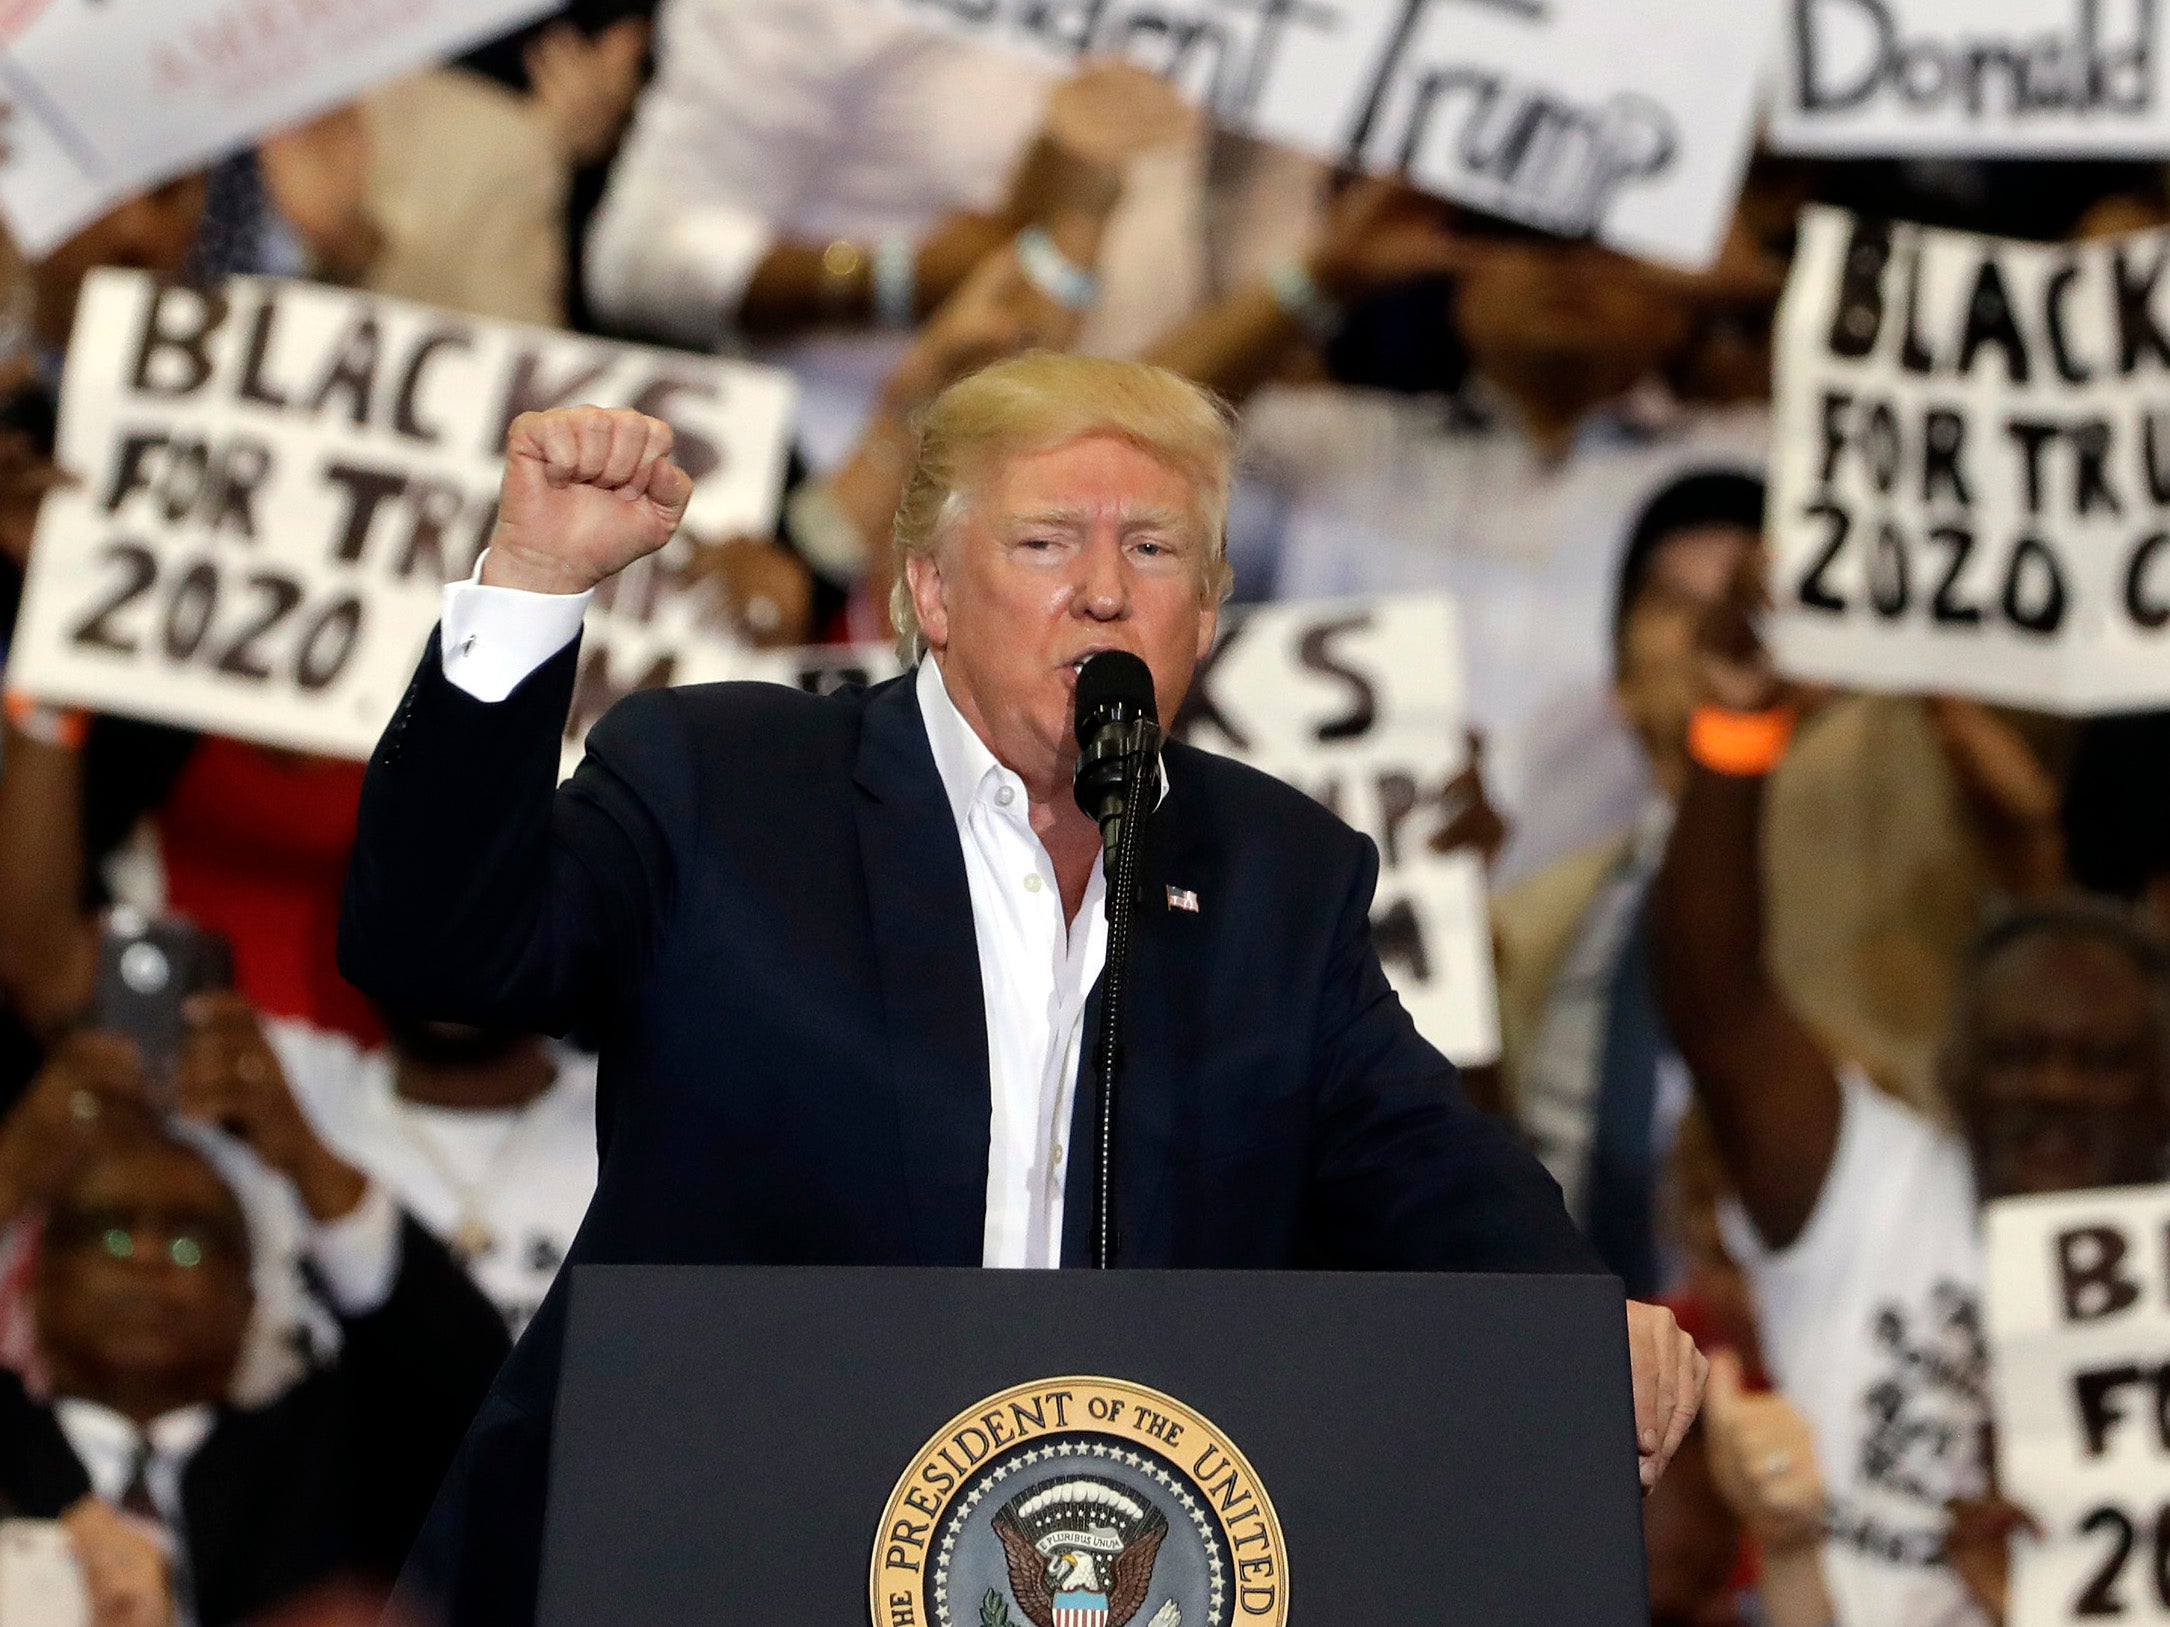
{"left": 483, "top": 408, "right": 694, "bottom": 596}
{"left": 1695, "top": 545, "right": 1785, "bottom": 714}
{"left": 1944, "top": 1492, "right": 2040, "bottom": 1625}
{"left": 1309, "top": 176, "right": 1473, "bottom": 306}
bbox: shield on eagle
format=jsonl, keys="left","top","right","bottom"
{"left": 991, "top": 1475, "right": 1168, "bottom": 1627}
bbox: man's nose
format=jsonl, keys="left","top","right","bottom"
{"left": 1073, "top": 530, "right": 1130, "bottom": 620}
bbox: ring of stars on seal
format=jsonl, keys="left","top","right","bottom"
{"left": 931, "top": 1435, "right": 1231, "bottom": 1627}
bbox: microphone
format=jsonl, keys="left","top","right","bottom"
{"left": 1070, "top": 649, "right": 1162, "bottom": 1271}
{"left": 1072, "top": 650, "right": 1162, "bottom": 853}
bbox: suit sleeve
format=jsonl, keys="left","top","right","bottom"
{"left": 338, "top": 629, "right": 696, "bottom": 1036}
{"left": 1307, "top": 835, "right": 1604, "bottom": 1275}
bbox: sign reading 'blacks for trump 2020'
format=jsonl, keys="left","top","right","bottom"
{"left": 1770, "top": 204, "right": 2170, "bottom": 713}
{"left": 5, "top": 268, "right": 795, "bottom": 758}
{"left": 1988, "top": 1184, "right": 2170, "bottom": 1627}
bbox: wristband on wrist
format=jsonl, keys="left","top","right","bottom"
{"left": 1687, "top": 703, "right": 1797, "bottom": 778}
{"left": 873, "top": 234, "right": 917, "bottom": 329}
{"left": 1267, "top": 258, "right": 1344, "bottom": 341}
{"left": 4, "top": 691, "right": 89, "bottom": 751}
{"left": 1014, "top": 226, "right": 1098, "bottom": 311}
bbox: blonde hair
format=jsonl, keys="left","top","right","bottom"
{"left": 888, "top": 353, "right": 1236, "bottom": 662}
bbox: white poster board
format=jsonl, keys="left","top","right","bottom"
{"left": 4, "top": 268, "right": 796, "bottom": 758}
{"left": 0, "top": 0, "right": 555, "bottom": 258}
{"left": 1988, "top": 1183, "right": 2170, "bottom": 1626}
{"left": 1768, "top": 205, "right": 2170, "bottom": 712}
{"left": 869, "top": 0, "right": 1776, "bottom": 269}
{"left": 1177, "top": 593, "right": 1498, "bottom": 1065}
{"left": 1769, "top": 0, "right": 2170, "bottom": 156}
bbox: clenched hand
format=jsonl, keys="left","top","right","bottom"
{"left": 481, "top": 406, "right": 693, "bottom": 596}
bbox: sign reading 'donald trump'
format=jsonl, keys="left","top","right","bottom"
{"left": 862, "top": 0, "right": 1775, "bottom": 269}
{"left": 1770, "top": 0, "right": 2170, "bottom": 156}
{"left": 4, "top": 268, "right": 795, "bottom": 758}
{"left": 1175, "top": 594, "right": 1498, "bottom": 1065}
{"left": 1989, "top": 1184, "right": 2170, "bottom": 1626}
{"left": 1769, "top": 205, "right": 2170, "bottom": 712}
{"left": 0, "top": 0, "right": 555, "bottom": 258}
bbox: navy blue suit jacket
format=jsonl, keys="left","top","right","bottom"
{"left": 338, "top": 633, "right": 1598, "bottom": 1626}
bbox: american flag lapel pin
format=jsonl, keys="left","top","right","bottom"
{"left": 1165, "top": 884, "right": 1200, "bottom": 914}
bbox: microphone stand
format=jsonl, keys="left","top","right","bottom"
{"left": 1090, "top": 740, "right": 1155, "bottom": 1271}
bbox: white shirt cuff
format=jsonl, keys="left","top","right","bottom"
{"left": 306, "top": 1180, "right": 402, "bottom": 1316}
{"left": 440, "top": 552, "right": 592, "bottom": 703}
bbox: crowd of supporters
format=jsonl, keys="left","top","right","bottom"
{"left": 0, "top": 3, "right": 2168, "bottom": 1624}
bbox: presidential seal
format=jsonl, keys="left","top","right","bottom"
{"left": 871, "top": 1377, "right": 1287, "bottom": 1627}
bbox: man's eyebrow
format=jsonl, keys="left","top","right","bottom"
{"left": 1006, "top": 506, "right": 1194, "bottom": 536}
{"left": 1008, "top": 506, "right": 1093, "bottom": 529}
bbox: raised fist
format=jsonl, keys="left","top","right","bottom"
{"left": 482, "top": 406, "right": 693, "bottom": 595}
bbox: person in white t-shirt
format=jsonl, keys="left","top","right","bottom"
{"left": 1148, "top": 187, "right": 1778, "bottom": 877}
{"left": 1648, "top": 564, "right": 2170, "bottom": 1627}
{"left": 585, "top": 0, "right": 1320, "bottom": 470}
{"left": 268, "top": 1013, "right": 599, "bottom": 1337}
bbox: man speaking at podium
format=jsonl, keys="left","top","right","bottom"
{"left": 340, "top": 354, "right": 1703, "bottom": 1626}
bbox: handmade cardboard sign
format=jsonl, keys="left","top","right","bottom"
{"left": 5, "top": 269, "right": 795, "bottom": 756}
{"left": 866, "top": 0, "right": 1776, "bottom": 268}
{"left": 1770, "top": 205, "right": 2170, "bottom": 711}
{"left": 1770, "top": 0, "right": 2170, "bottom": 156}
{"left": 0, "top": 0, "right": 554, "bottom": 257}
{"left": 1989, "top": 1183, "right": 2170, "bottom": 1626}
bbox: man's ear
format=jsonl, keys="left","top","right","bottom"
{"left": 906, "top": 551, "right": 949, "bottom": 653}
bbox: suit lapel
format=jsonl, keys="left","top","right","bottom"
{"left": 854, "top": 675, "right": 993, "bottom": 1266}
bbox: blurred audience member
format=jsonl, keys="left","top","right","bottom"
{"left": 1494, "top": 470, "right": 1763, "bottom": 1296}
{"left": 1665, "top": 154, "right": 1814, "bottom": 410}
{"left": 587, "top": 0, "right": 1317, "bottom": 466}
{"left": 1650, "top": 561, "right": 2170, "bottom": 1627}
{"left": 0, "top": 702, "right": 377, "bottom": 1047}
{"left": 2063, "top": 708, "right": 2170, "bottom": 932}
{"left": 462, "top": 3, "right": 655, "bottom": 333}
{"left": 259, "top": 68, "right": 572, "bottom": 326}
{"left": 15, "top": 179, "right": 209, "bottom": 364}
{"left": 0, "top": 1017, "right": 506, "bottom": 1627}
{"left": 779, "top": 232, "right": 1083, "bottom": 637}
{"left": 270, "top": 1010, "right": 598, "bottom": 1337}
{"left": 1178, "top": 184, "right": 1771, "bottom": 874}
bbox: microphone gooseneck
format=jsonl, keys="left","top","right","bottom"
{"left": 1070, "top": 651, "right": 1162, "bottom": 1272}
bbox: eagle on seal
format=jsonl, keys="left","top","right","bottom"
{"left": 991, "top": 1474, "right": 1169, "bottom": 1627}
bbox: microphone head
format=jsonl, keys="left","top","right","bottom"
{"left": 1072, "top": 650, "right": 1157, "bottom": 747}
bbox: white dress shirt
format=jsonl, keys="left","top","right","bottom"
{"left": 54, "top": 1400, "right": 213, "bottom": 1527}
{"left": 436, "top": 572, "right": 1112, "bottom": 1267}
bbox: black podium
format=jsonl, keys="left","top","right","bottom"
{"left": 536, "top": 1266, "right": 1645, "bottom": 1627}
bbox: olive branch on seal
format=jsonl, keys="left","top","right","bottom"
{"left": 980, "top": 1590, "right": 1017, "bottom": 1627}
